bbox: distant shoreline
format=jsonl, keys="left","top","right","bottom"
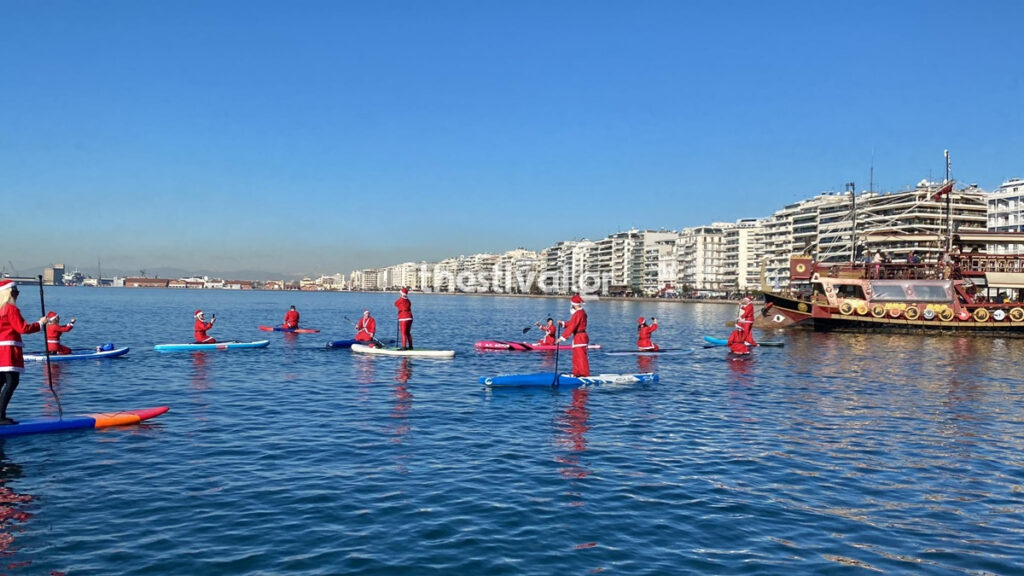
{"left": 406, "top": 290, "right": 739, "bottom": 306}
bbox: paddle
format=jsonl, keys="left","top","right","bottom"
{"left": 37, "top": 276, "right": 63, "bottom": 417}
{"left": 522, "top": 321, "right": 543, "bottom": 334}
{"left": 551, "top": 319, "right": 561, "bottom": 388}
{"left": 345, "top": 315, "right": 387, "bottom": 349}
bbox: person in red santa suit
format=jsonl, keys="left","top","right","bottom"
{"left": 636, "top": 317, "right": 659, "bottom": 351}
{"left": 45, "top": 311, "right": 76, "bottom": 355}
{"left": 354, "top": 310, "right": 377, "bottom": 344}
{"left": 726, "top": 325, "right": 751, "bottom": 355}
{"left": 0, "top": 280, "right": 50, "bottom": 425}
{"left": 736, "top": 296, "right": 758, "bottom": 347}
{"left": 283, "top": 305, "right": 300, "bottom": 330}
{"left": 558, "top": 294, "right": 590, "bottom": 377}
{"left": 534, "top": 318, "right": 557, "bottom": 345}
{"left": 394, "top": 287, "right": 413, "bottom": 350}
{"left": 193, "top": 309, "right": 217, "bottom": 343}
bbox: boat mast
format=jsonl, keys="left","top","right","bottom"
{"left": 846, "top": 182, "right": 857, "bottom": 265}
{"left": 945, "top": 150, "right": 953, "bottom": 252}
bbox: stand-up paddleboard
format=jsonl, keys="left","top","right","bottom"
{"left": 475, "top": 340, "right": 603, "bottom": 352}
{"left": 154, "top": 340, "right": 270, "bottom": 352}
{"left": 326, "top": 339, "right": 361, "bottom": 349}
{"left": 24, "top": 347, "right": 130, "bottom": 361}
{"left": 603, "top": 348, "right": 695, "bottom": 356}
{"left": 351, "top": 343, "right": 454, "bottom": 358}
{"left": 0, "top": 406, "right": 169, "bottom": 438}
{"left": 703, "top": 336, "right": 785, "bottom": 347}
{"left": 480, "top": 372, "right": 658, "bottom": 389}
{"left": 259, "top": 325, "right": 320, "bottom": 334}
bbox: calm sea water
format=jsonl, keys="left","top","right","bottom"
{"left": 1, "top": 287, "right": 1022, "bottom": 575}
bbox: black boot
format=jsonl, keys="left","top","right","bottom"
{"left": 0, "top": 378, "right": 18, "bottom": 425}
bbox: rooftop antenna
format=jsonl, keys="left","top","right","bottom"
{"left": 869, "top": 149, "right": 875, "bottom": 193}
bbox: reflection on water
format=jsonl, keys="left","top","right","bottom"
{"left": 190, "top": 352, "right": 210, "bottom": 390}
{"left": 391, "top": 360, "right": 413, "bottom": 445}
{"left": 554, "top": 388, "right": 590, "bottom": 485}
{"left": 636, "top": 354, "right": 655, "bottom": 374}
{"left": 0, "top": 442, "right": 33, "bottom": 572}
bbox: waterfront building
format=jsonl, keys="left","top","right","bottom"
{"left": 986, "top": 178, "right": 1024, "bottom": 254}
{"left": 721, "top": 219, "right": 766, "bottom": 294}
{"left": 677, "top": 225, "right": 725, "bottom": 297}
{"left": 43, "top": 263, "right": 65, "bottom": 286}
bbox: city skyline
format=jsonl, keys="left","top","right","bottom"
{"left": 5, "top": 2, "right": 1023, "bottom": 276}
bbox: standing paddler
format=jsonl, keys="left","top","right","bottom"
{"left": 394, "top": 287, "right": 413, "bottom": 350}
{"left": 558, "top": 293, "right": 590, "bottom": 377}
{"left": 0, "top": 280, "right": 50, "bottom": 425}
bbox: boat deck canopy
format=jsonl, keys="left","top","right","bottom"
{"left": 984, "top": 272, "right": 1024, "bottom": 289}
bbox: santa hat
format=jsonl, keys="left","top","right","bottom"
{"left": 47, "top": 311, "right": 57, "bottom": 319}
{"left": 363, "top": 309, "right": 370, "bottom": 315}
{"left": 0, "top": 279, "right": 15, "bottom": 292}
{"left": 195, "top": 309, "right": 204, "bottom": 317}
{"left": 637, "top": 317, "right": 645, "bottom": 324}
{"left": 740, "top": 297, "right": 751, "bottom": 304}
{"left": 400, "top": 287, "right": 409, "bottom": 295}
{"left": 570, "top": 294, "right": 584, "bottom": 305}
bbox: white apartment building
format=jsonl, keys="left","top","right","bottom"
{"left": 721, "top": 219, "right": 766, "bottom": 293}
{"left": 494, "top": 248, "right": 541, "bottom": 294}
{"left": 677, "top": 225, "right": 725, "bottom": 296}
{"left": 986, "top": 178, "right": 1024, "bottom": 254}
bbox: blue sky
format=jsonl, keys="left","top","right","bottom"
{"left": 3, "top": 1, "right": 1022, "bottom": 278}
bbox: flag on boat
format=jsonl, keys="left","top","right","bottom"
{"left": 931, "top": 181, "right": 954, "bottom": 201}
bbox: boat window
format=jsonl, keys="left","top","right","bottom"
{"left": 835, "top": 284, "right": 866, "bottom": 299}
{"left": 869, "top": 283, "right": 908, "bottom": 301}
{"left": 868, "top": 282, "right": 951, "bottom": 302}
{"left": 910, "top": 284, "right": 951, "bottom": 302}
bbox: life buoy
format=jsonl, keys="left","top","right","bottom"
{"left": 939, "top": 308, "right": 955, "bottom": 321}
{"left": 922, "top": 308, "right": 936, "bottom": 320}
{"left": 973, "top": 308, "right": 990, "bottom": 322}
{"left": 993, "top": 309, "right": 1007, "bottom": 321}
{"left": 905, "top": 306, "right": 920, "bottom": 320}
{"left": 957, "top": 310, "right": 971, "bottom": 321}
{"left": 1010, "top": 307, "right": 1024, "bottom": 322}
{"left": 825, "top": 285, "right": 835, "bottom": 295}
{"left": 889, "top": 308, "right": 902, "bottom": 318}
{"left": 839, "top": 302, "right": 854, "bottom": 315}
{"left": 871, "top": 304, "right": 886, "bottom": 318}
{"left": 856, "top": 304, "right": 869, "bottom": 316}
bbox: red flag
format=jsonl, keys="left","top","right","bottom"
{"left": 931, "top": 181, "right": 954, "bottom": 201}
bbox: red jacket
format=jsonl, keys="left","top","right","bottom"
{"left": 194, "top": 318, "right": 215, "bottom": 342}
{"left": 538, "top": 323, "right": 556, "bottom": 345}
{"left": 284, "top": 309, "right": 300, "bottom": 329}
{"left": 560, "top": 308, "right": 589, "bottom": 345}
{"left": 355, "top": 316, "right": 377, "bottom": 341}
{"left": 637, "top": 323, "right": 658, "bottom": 350}
{"left": 46, "top": 320, "right": 74, "bottom": 352}
{"left": 1, "top": 303, "right": 43, "bottom": 372}
{"left": 395, "top": 297, "right": 412, "bottom": 320}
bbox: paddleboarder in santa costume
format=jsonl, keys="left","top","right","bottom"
{"left": 193, "top": 309, "right": 217, "bottom": 343}
{"left": 736, "top": 296, "right": 758, "bottom": 347}
{"left": 558, "top": 294, "right": 590, "bottom": 377}
{"left": 394, "top": 287, "right": 413, "bottom": 350}
{"left": 636, "top": 317, "right": 659, "bottom": 351}
{"left": 283, "top": 305, "right": 300, "bottom": 330}
{"left": 726, "top": 325, "right": 751, "bottom": 355}
{"left": 0, "top": 280, "right": 50, "bottom": 425}
{"left": 45, "top": 311, "right": 76, "bottom": 355}
{"left": 535, "top": 318, "right": 557, "bottom": 345}
{"left": 355, "top": 310, "right": 377, "bottom": 344}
